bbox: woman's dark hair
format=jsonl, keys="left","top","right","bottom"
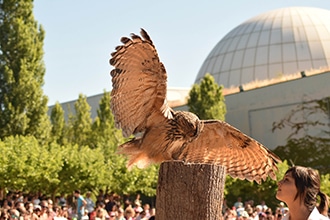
{"left": 286, "top": 166, "right": 329, "bottom": 215}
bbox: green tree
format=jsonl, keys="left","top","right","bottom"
{"left": 68, "top": 94, "right": 92, "bottom": 147}
{"left": 187, "top": 73, "right": 226, "bottom": 120}
{"left": 321, "top": 173, "right": 330, "bottom": 196}
{"left": 50, "top": 102, "right": 67, "bottom": 145}
{"left": 0, "top": 0, "right": 50, "bottom": 142}
{"left": 0, "top": 136, "right": 62, "bottom": 193}
{"left": 273, "top": 97, "right": 330, "bottom": 174}
{"left": 57, "top": 144, "right": 108, "bottom": 194}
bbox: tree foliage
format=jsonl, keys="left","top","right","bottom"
{"left": 273, "top": 97, "right": 330, "bottom": 174}
{"left": 68, "top": 94, "right": 93, "bottom": 147}
{"left": 50, "top": 102, "right": 67, "bottom": 145}
{"left": 187, "top": 73, "right": 226, "bottom": 120}
{"left": 0, "top": 0, "right": 50, "bottom": 142}
{"left": 0, "top": 136, "right": 62, "bottom": 193}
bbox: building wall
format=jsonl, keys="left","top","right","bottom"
{"left": 224, "top": 71, "right": 330, "bottom": 149}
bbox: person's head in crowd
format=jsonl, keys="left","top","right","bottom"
{"left": 40, "top": 200, "right": 49, "bottom": 213}
{"left": 124, "top": 207, "right": 135, "bottom": 219}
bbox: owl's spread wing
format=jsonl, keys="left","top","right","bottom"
{"left": 110, "top": 29, "right": 172, "bottom": 137}
{"left": 177, "top": 120, "right": 281, "bottom": 183}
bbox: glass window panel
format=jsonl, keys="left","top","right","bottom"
{"left": 321, "top": 41, "right": 330, "bottom": 60}
{"left": 317, "top": 26, "right": 330, "bottom": 41}
{"left": 312, "top": 59, "right": 327, "bottom": 69}
{"left": 228, "top": 69, "right": 241, "bottom": 86}
{"left": 253, "top": 19, "right": 265, "bottom": 32}
{"left": 309, "top": 41, "right": 325, "bottom": 60}
{"left": 236, "top": 34, "right": 249, "bottom": 50}
{"left": 299, "top": 13, "right": 313, "bottom": 26}
{"left": 268, "top": 63, "right": 283, "bottom": 78}
{"left": 269, "top": 45, "right": 281, "bottom": 63}
{"left": 291, "top": 14, "right": 303, "bottom": 28}
{"left": 218, "top": 39, "right": 231, "bottom": 54}
{"left": 305, "top": 26, "right": 320, "bottom": 41}
{"left": 270, "top": 29, "right": 282, "bottom": 44}
{"left": 282, "top": 28, "right": 295, "bottom": 43}
{"left": 296, "top": 42, "right": 311, "bottom": 60}
{"left": 247, "top": 32, "right": 259, "bottom": 48}
{"left": 241, "top": 67, "right": 254, "bottom": 84}
{"left": 272, "top": 17, "right": 282, "bottom": 29}
{"left": 282, "top": 15, "right": 292, "bottom": 28}
{"left": 258, "top": 30, "right": 270, "bottom": 46}
{"left": 221, "top": 52, "right": 234, "bottom": 71}
{"left": 262, "top": 18, "right": 273, "bottom": 31}
{"left": 212, "top": 55, "right": 225, "bottom": 73}
{"left": 244, "top": 22, "right": 256, "bottom": 34}
{"left": 256, "top": 46, "right": 268, "bottom": 65}
{"left": 298, "top": 61, "right": 313, "bottom": 71}
{"left": 231, "top": 50, "right": 244, "bottom": 69}
{"left": 255, "top": 65, "right": 268, "bottom": 81}
{"left": 243, "top": 48, "right": 256, "bottom": 67}
{"left": 219, "top": 71, "right": 230, "bottom": 87}
{"left": 228, "top": 36, "right": 240, "bottom": 52}
{"left": 206, "top": 56, "right": 218, "bottom": 72}
{"left": 283, "top": 61, "right": 298, "bottom": 74}
{"left": 283, "top": 43, "right": 296, "bottom": 62}
{"left": 236, "top": 23, "right": 249, "bottom": 35}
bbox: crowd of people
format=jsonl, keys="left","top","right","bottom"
{"left": 0, "top": 190, "right": 155, "bottom": 220}
{"left": 222, "top": 197, "right": 289, "bottom": 220}
{"left": 0, "top": 189, "right": 291, "bottom": 220}
{"left": 0, "top": 166, "right": 329, "bottom": 220}
{"left": 0, "top": 188, "right": 286, "bottom": 220}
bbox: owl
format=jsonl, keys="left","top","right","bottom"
{"left": 109, "top": 28, "right": 281, "bottom": 183}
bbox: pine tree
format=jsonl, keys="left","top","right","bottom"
{"left": 0, "top": 0, "right": 50, "bottom": 141}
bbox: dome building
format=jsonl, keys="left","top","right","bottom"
{"left": 195, "top": 7, "right": 330, "bottom": 89}
{"left": 194, "top": 7, "right": 330, "bottom": 149}
{"left": 51, "top": 7, "right": 330, "bottom": 150}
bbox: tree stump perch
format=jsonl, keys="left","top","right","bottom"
{"left": 156, "top": 161, "right": 226, "bottom": 219}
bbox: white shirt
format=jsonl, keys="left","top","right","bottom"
{"left": 85, "top": 197, "right": 95, "bottom": 213}
{"left": 283, "top": 207, "right": 329, "bottom": 220}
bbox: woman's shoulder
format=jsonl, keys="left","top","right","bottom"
{"left": 308, "top": 207, "right": 329, "bottom": 220}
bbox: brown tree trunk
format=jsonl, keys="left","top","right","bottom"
{"left": 156, "top": 161, "right": 226, "bottom": 220}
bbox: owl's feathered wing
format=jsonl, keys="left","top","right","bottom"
{"left": 176, "top": 120, "right": 281, "bottom": 183}
{"left": 110, "top": 28, "right": 173, "bottom": 138}
{"left": 110, "top": 29, "right": 281, "bottom": 183}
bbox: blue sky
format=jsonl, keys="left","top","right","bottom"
{"left": 33, "top": 1, "right": 330, "bottom": 105}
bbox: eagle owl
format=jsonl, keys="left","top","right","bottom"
{"left": 110, "top": 28, "right": 281, "bottom": 183}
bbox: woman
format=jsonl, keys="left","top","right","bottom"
{"left": 276, "top": 166, "right": 329, "bottom": 220}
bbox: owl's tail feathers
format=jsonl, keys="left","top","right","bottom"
{"left": 117, "top": 139, "right": 151, "bottom": 170}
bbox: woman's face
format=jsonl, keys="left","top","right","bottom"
{"left": 276, "top": 171, "right": 297, "bottom": 204}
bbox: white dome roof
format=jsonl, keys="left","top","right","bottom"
{"left": 195, "top": 7, "right": 330, "bottom": 88}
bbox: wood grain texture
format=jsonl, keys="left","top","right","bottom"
{"left": 156, "top": 161, "right": 226, "bottom": 220}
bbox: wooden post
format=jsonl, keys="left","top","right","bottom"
{"left": 156, "top": 161, "right": 226, "bottom": 219}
